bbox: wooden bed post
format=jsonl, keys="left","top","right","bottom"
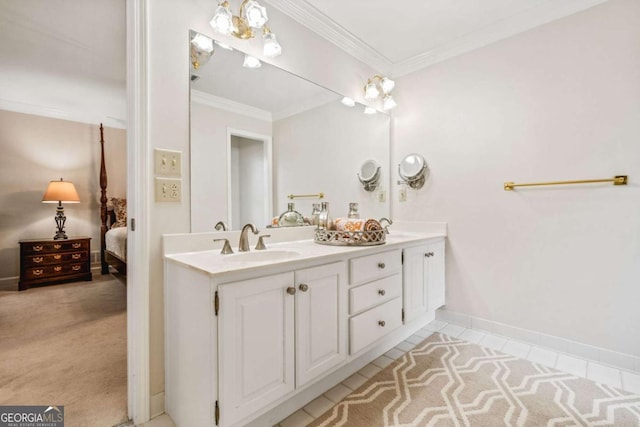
{"left": 99, "top": 123, "right": 109, "bottom": 274}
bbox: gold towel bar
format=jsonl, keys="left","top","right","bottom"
{"left": 504, "top": 175, "right": 628, "bottom": 191}
{"left": 288, "top": 192, "right": 325, "bottom": 199}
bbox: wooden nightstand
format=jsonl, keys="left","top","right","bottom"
{"left": 19, "top": 237, "right": 92, "bottom": 291}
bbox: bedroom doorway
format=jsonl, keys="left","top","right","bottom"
{"left": 226, "top": 128, "right": 273, "bottom": 229}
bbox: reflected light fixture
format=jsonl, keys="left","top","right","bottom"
{"left": 190, "top": 33, "right": 215, "bottom": 69}
{"left": 214, "top": 40, "right": 234, "bottom": 51}
{"left": 243, "top": 54, "right": 262, "bottom": 68}
{"left": 364, "top": 106, "right": 377, "bottom": 115}
{"left": 364, "top": 75, "right": 397, "bottom": 111}
{"left": 341, "top": 97, "right": 355, "bottom": 107}
{"left": 42, "top": 178, "right": 80, "bottom": 240}
{"left": 210, "top": 0, "right": 282, "bottom": 58}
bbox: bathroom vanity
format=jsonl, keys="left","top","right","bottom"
{"left": 163, "top": 225, "right": 445, "bottom": 427}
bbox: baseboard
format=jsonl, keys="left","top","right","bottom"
{"left": 0, "top": 276, "right": 18, "bottom": 291}
{"left": 437, "top": 309, "right": 640, "bottom": 373}
{"left": 150, "top": 392, "right": 165, "bottom": 419}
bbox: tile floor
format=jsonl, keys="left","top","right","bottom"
{"left": 142, "top": 320, "right": 640, "bottom": 427}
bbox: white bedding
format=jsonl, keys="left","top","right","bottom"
{"left": 105, "top": 226, "right": 127, "bottom": 261}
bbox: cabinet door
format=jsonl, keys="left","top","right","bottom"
{"left": 218, "top": 272, "right": 295, "bottom": 427}
{"left": 403, "top": 244, "right": 428, "bottom": 323}
{"left": 295, "top": 262, "right": 347, "bottom": 387}
{"left": 426, "top": 239, "right": 446, "bottom": 311}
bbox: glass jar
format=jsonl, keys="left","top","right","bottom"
{"left": 317, "top": 202, "right": 332, "bottom": 229}
{"left": 278, "top": 203, "right": 305, "bottom": 227}
{"left": 348, "top": 202, "right": 359, "bottom": 219}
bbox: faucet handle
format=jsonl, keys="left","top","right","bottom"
{"left": 255, "top": 234, "right": 271, "bottom": 250}
{"left": 214, "top": 238, "right": 234, "bottom": 254}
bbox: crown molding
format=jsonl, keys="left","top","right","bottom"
{"left": 392, "top": 0, "right": 609, "bottom": 77}
{"left": 265, "top": 0, "right": 393, "bottom": 75}
{"left": 191, "top": 90, "right": 272, "bottom": 122}
{"left": 0, "top": 98, "right": 126, "bottom": 129}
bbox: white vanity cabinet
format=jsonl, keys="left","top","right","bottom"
{"left": 217, "top": 262, "right": 346, "bottom": 427}
{"left": 402, "top": 237, "right": 446, "bottom": 323}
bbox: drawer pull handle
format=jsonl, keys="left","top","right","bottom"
{"left": 33, "top": 257, "right": 44, "bottom": 264}
{"left": 54, "top": 244, "right": 62, "bottom": 249}
{"left": 378, "top": 320, "right": 386, "bottom": 327}
{"left": 378, "top": 262, "right": 386, "bottom": 269}
{"left": 72, "top": 253, "right": 81, "bottom": 260}
{"left": 378, "top": 289, "right": 386, "bottom": 296}
{"left": 72, "top": 243, "right": 82, "bottom": 249}
{"left": 72, "top": 265, "right": 81, "bottom": 271}
{"left": 54, "top": 266, "right": 62, "bottom": 272}
{"left": 299, "top": 284, "right": 309, "bottom": 292}
{"left": 54, "top": 254, "right": 62, "bottom": 260}
{"left": 33, "top": 269, "right": 43, "bottom": 276}
{"left": 286, "top": 287, "right": 296, "bottom": 295}
{"left": 33, "top": 245, "right": 43, "bottom": 252}
{"left": 425, "top": 252, "right": 434, "bottom": 257}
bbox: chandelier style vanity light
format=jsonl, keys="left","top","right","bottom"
{"left": 210, "top": 0, "right": 282, "bottom": 58}
{"left": 364, "top": 75, "right": 397, "bottom": 111}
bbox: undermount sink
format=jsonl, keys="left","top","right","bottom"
{"left": 223, "top": 250, "right": 301, "bottom": 263}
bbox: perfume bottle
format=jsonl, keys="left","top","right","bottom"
{"left": 317, "top": 202, "right": 332, "bottom": 229}
{"left": 278, "top": 203, "right": 305, "bottom": 227}
{"left": 348, "top": 202, "right": 359, "bottom": 219}
{"left": 310, "top": 203, "right": 321, "bottom": 225}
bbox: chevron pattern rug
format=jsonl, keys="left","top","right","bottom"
{"left": 309, "top": 333, "right": 640, "bottom": 426}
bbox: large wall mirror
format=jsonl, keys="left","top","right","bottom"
{"left": 189, "top": 31, "right": 391, "bottom": 231}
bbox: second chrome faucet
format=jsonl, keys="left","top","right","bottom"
{"left": 239, "top": 223, "right": 259, "bottom": 252}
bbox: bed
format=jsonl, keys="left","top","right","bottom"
{"left": 99, "top": 123, "right": 127, "bottom": 275}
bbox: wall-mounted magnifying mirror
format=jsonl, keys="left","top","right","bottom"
{"left": 357, "top": 159, "right": 381, "bottom": 192}
{"left": 398, "top": 153, "right": 429, "bottom": 189}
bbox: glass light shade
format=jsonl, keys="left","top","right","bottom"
{"left": 381, "top": 77, "right": 395, "bottom": 93}
{"left": 210, "top": 3, "right": 234, "bottom": 35}
{"left": 382, "top": 94, "right": 397, "bottom": 110}
{"left": 214, "top": 40, "right": 234, "bottom": 51}
{"left": 341, "top": 97, "right": 355, "bottom": 107}
{"left": 263, "top": 32, "right": 282, "bottom": 58}
{"left": 364, "top": 82, "right": 379, "bottom": 100}
{"left": 242, "top": 54, "right": 262, "bottom": 68}
{"left": 42, "top": 179, "right": 80, "bottom": 203}
{"left": 190, "top": 34, "right": 214, "bottom": 53}
{"left": 244, "top": 0, "right": 268, "bottom": 28}
{"left": 364, "top": 106, "right": 377, "bottom": 115}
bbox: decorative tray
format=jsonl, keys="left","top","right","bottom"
{"left": 314, "top": 228, "right": 386, "bottom": 246}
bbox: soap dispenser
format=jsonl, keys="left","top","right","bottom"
{"left": 278, "top": 203, "right": 305, "bottom": 227}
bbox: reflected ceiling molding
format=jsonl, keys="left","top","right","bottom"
{"left": 191, "top": 90, "right": 272, "bottom": 122}
{"left": 271, "top": 91, "right": 340, "bottom": 121}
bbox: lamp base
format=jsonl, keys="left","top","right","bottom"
{"left": 53, "top": 230, "right": 69, "bottom": 240}
{"left": 53, "top": 203, "right": 68, "bottom": 240}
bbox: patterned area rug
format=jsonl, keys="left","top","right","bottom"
{"left": 309, "top": 333, "right": 640, "bottom": 426}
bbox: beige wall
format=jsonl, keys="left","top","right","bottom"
{"left": 0, "top": 110, "right": 126, "bottom": 280}
{"left": 392, "top": 0, "right": 640, "bottom": 357}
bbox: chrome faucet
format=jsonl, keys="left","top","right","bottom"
{"left": 214, "top": 221, "right": 227, "bottom": 231}
{"left": 239, "top": 223, "right": 259, "bottom": 252}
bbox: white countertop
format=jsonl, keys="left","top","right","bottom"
{"left": 164, "top": 231, "right": 445, "bottom": 278}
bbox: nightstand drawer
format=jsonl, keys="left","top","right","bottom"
{"left": 25, "top": 251, "right": 88, "bottom": 266}
{"left": 22, "top": 240, "right": 89, "bottom": 255}
{"left": 25, "top": 263, "right": 89, "bottom": 280}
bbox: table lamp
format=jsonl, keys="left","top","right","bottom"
{"left": 42, "top": 178, "right": 80, "bottom": 240}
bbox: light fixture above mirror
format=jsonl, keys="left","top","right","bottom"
{"left": 364, "top": 75, "right": 397, "bottom": 111}
{"left": 210, "top": 0, "right": 282, "bottom": 58}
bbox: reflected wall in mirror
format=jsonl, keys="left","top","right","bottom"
{"left": 189, "top": 31, "right": 390, "bottom": 231}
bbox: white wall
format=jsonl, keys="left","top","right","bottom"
{"left": 145, "top": 0, "right": 381, "bottom": 400}
{"left": 273, "top": 101, "right": 390, "bottom": 221}
{"left": 0, "top": 110, "right": 126, "bottom": 280}
{"left": 392, "top": 0, "right": 640, "bottom": 357}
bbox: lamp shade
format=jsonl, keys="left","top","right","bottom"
{"left": 42, "top": 179, "right": 80, "bottom": 203}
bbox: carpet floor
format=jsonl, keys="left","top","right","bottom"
{"left": 309, "top": 333, "right": 640, "bottom": 426}
{"left": 0, "top": 274, "right": 128, "bottom": 427}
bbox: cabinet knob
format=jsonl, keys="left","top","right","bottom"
{"left": 378, "top": 262, "right": 386, "bottom": 269}
{"left": 33, "top": 269, "right": 43, "bottom": 276}
{"left": 72, "top": 253, "right": 81, "bottom": 260}
{"left": 299, "top": 284, "right": 309, "bottom": 292}
{"left": 54, "top": 266, "right": 62, "bottom": 272}
{"left": 378, "top": 289, "right": 386, "bottom": 296}
{"left": 286, "top": 287, "right": 296, "bottom": 295}
{"left": 72, "top": 243, "right": 81, "bottom": 249}
{"left": 54, "top": 254, "right": 62, "bottom": 260}
{"left": 72, "top": 265, "right": 81, "bottom": 271}
{"left": 33, "top": 245, "right": 43, "bottom": 252}
{"left": 378, "top": 320, "right": 386, "bottom": 327}
{"left": 54, "top": 244, "right": 62, "bottom": 249}
{"left": 425, "top": 252, "right": 434, "bottom": 257}
{"left": 33, "top": 257, "right": 43, "bottom": 264}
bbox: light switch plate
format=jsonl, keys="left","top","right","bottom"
{"left": 154, "top": 148, "right": 182, "bottom": 177}
{"left": 155, "top": 178, "right": 182, "bottom": 203}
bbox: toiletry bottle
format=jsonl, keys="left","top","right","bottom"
{"left": 318, "top": 202, "right": 331, "bottom": 229}
{"left": 311, "top": 203, "right": 321, "bottom": 225}
{"left": 348, "top": 202, "right": 360, "bottom": 219}
{"left": 278, "top": 203, "right": 305, "bottom": 227}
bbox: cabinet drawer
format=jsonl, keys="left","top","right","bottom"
{"left": 350, "top": 297, "right": 402, "bottom": 355}
{"left": 349, "top": 273, "right": 401, "bottom": 315}
{"left": 349, "top": 249, "right": 401, "bottom": 284}
{"left": 25, "top": 251, "right": 87, "bottom": 266}
{"left": 25, "top": 263, "right": 89, "bottom": 280}
{"left": 22, "top": 239, "right": 89, "bottom": 255}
